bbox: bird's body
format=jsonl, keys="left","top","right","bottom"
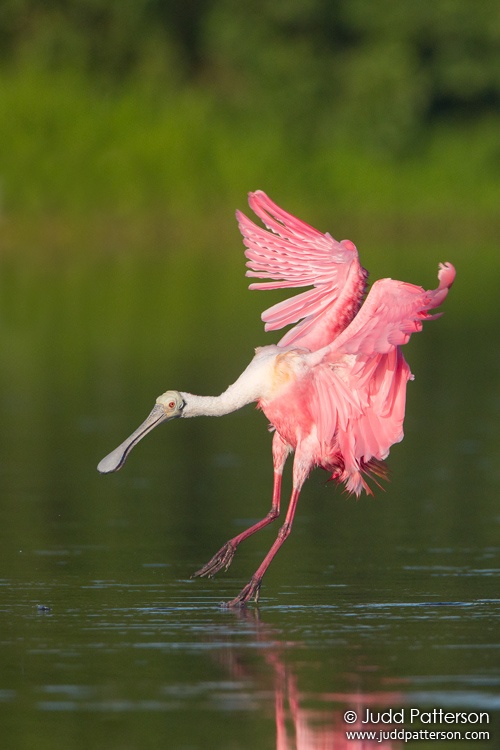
{"left": 98, "top": 191, "right": 455, "bottom": 606}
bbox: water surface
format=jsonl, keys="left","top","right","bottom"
{"left": 0, "top": 248, "right": 498, "bottom": 748}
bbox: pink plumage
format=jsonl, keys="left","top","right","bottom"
{"left": 98, "top": 190, "right": 455, "bottom": 606}
{"left": 237, "top": 192, "right": 455, "bottom": 501}
{"left": 238, "top": 190, "right": 368, "bottom": 350}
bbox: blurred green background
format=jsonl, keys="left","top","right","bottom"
{"left": 1, "top": 0, "right": 499, "bottom": 565}
{"left": 0, "top": 6, "right": 499, "bottom": 748}
{"left": 1, "top": 0, "right": 499, "bottom": 259}
{"left": 1, "top": 0, "right": 499, "bottom": 501}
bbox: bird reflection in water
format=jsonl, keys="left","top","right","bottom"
{"left": 215, "top": 608, "right": 405, "bottom": 749}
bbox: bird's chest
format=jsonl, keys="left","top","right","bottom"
{"left": 259, "top": 379, "right": 312, "bottom": 449}
{"left": 256, "top": 349, "right": 313, "bottom": 448}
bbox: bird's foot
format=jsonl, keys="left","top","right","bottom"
{"left": 192, "top": 541, "right": 237, "bottom": 579}
{"left": 221, "top": 577, "right": 262, "bottom": 608}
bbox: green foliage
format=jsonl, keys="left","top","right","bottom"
{"left": 1, "top": 65, "right": 499, "bottom": 229}
{"left": 0, "top": 0, "right": 189, "bottom": 81}
{"left": 205, "top": 0, "right": 500, "bottom": 152}
{"left": 0, "top": 0, "right": 499, "bottom": 253}
{"left": 2, "top": 0, "right": 500, "bottom": 152}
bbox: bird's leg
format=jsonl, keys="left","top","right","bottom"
{"left": 192, "top": 434, "right": 289, "bottom": 579}
{"left": 223, "top": 481, "right": 303, "bottom": 607}
{"left": 222, "top": 448, "right": 309, "bottom": 607}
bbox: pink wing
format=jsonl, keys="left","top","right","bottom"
{"left": 308, "top": 262, "right": 455, "bottom": 495}
{"left": 237, "top": 191, "right": 368, "bottom": 351}
{"left": 315, "top": 262, "right": 456, "bottom": 361}
{"left": 310, "top": 348, "right": 411, "bottom": 495}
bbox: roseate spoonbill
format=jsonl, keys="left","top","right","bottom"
{"left": 98, "top": 191, "right": 455, "bottom": 606}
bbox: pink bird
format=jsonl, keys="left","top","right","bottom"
{"left": 98, "top": 191, "right": 455, "bottom": 607}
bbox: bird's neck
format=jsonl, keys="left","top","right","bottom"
{"left": 180, "top": 384, "right": 256, "bottom": 418}
{"left": 180, "top": 345, "right": 291, "bottom": 418}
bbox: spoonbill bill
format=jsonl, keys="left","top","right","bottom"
{"left": 98, "top": 191, "right": 455, "bottom": 606}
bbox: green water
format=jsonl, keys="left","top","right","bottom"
{"left": 0, "top": 243, "right": 498, "bottom": 749}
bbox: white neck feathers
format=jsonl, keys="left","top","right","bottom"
{"left": 179, "top": 345, "right": 299, "bottom": 418}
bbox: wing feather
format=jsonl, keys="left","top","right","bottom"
{"left": 311, "top": 349, "right": 412, "bottom": 496}
{"left": 313, "top": 262, "right": 456, "bottom": 362}
{"left": 237, "top": 191, "right": 368, "bottom": 350}
{"left": 307, "top": 262, "right": 455, "bottom": 495}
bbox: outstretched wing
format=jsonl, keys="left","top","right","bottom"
{"left": 313, "top": 262, "right": 456, "bottom": 362}
{"left": 237, "top": 191, "right": 368, "bottom": 351}
{"left": 308, "top": 262, "right": 456, "bottom": 495}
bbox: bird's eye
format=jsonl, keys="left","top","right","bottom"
{"left": 168, "top": 400, "right": 176, "bottom": 409}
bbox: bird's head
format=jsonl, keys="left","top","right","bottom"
{"left": 97, "top": 390, "right": 185, "bottom": 474}
{"left": 155, "top": 389, "right": 186, "bottom": 417}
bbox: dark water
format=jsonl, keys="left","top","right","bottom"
{"left": 0, "top": 249, "right": 499, "bottom": 748}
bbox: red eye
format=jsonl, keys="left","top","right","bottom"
{"left": 168, "top": 400, "right": 176, "bottom": 409}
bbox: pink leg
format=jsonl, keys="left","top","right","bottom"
{"left": 223, "top": 483, "right": 303, "bottom": 607}
{"left": 224, "top": 450, "right": 309, "bottom": 607}
{"left": 193, "top": 433, "right": 290, "bottom": 579}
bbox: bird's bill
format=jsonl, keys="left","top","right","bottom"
{"left": 97, "top": 403, "right": 172, "bottom": 474}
